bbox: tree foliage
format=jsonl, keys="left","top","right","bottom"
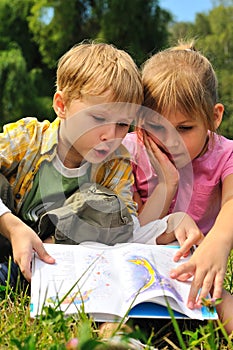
{"left": 0, "top": 0, "right": 233, "bottom": 138}
{"left": 168, "top": 1, "right": 233, "bottom": 138}
{"left": 28, "top": 0, "right": 99, "bottom": 68}
{"left": 99, "top": 0, "right": 172, "bottom": 64}
{"left": 0, "top": 0, "right": 172, "bottom": 127}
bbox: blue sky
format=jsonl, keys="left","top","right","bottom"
{"left": 160, "top": 0, "right": 214, "bottom": 22}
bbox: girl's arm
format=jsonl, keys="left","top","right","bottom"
{"left": 170, "top": 173, "right": 233, "bottom": 309}
{"left": 133, "top": 191, "right": 143, "bottom": 213}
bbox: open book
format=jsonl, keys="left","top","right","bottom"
{"left": 30, "top": 243, "right": 218, "bottom": 321}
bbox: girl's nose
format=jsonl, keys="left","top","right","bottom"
{"left": 163, "top": 128, "right": 180, "bottom": 147}
{"left": 159, "top": 129, "right": 182, "bottom": 156}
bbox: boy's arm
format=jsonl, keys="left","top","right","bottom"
{"left": 0, "top": 212, "right": 55, "bottom": 281}
{"left": 93, "top": 149, "right": 138, "bottom": 216}
{"left": 0, "top": 198, "right": 11, "bottom": 216}
{"left": 170, "top": 174, "right": 233, "bottom": 309}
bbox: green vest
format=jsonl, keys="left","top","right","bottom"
{"left": 20, "top": 158, "right": 91, "bottom": 228}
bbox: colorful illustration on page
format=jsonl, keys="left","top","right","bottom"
{"left": 46, "top": 289, "right": 93, "bottom": 306}
{"left": 45, "top": 251, "right": 113, "bottom": 307}
{"left": 127, "top": 256, "right": 183, "bottom": 301}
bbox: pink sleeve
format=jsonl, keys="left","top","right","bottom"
{"left": 221, "top": 140, "right": 233, "bottom": 181}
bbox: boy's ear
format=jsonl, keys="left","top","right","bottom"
{"left": 53, "top": 92, "right": 66, "bottom": 119}
{"left": 213, "top": 103, "right": 224, "bottom": 130}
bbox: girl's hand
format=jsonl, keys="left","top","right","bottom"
{"left": 170, "top": 232, "right": 227, "bottom": 309}
{"left": 138, "top": 130, "right": 179, "bottom": 225}
{"left": 142, "top": 130, "right": 179, "bottom": 190}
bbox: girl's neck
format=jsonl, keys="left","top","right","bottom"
{"left": 195, "top": 135, "right": 209, "bottom": 159}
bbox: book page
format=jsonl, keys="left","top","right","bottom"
{"left": 111, "top": 243, "right": 207, "bottom": 319}
{"left": 31, "top": 243, "right": 217, "bottom": 321}
{"left": 31, "top": 243, "right": 129, "bottom": 320}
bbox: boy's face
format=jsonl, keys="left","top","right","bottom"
{"left": 56, "top": 92, "right": 136, "bottom": 167}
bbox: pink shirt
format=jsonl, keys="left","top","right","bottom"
{"left": 122, "top": 132, "right": 233, "bottom": 235}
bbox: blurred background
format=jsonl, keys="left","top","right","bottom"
{"left": 0, "top": 0, "right": 232, "bottom": 137}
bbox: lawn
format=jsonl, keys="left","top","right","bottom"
{"left": 0, "top": 252, "right": 233, "bottom": 349}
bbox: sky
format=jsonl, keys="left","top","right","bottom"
{"left": 160, "top": 0, "right": 214, "bottom": 22}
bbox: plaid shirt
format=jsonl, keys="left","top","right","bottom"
{"left": 0, "top": 117, "right": 137, "bottom": 215}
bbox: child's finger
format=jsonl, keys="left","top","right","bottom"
{"left": 174, "top": 232, "right": 202, "bottom": 262}
{"left": 16, "top": 253, "right": 32, "bottom": 282}
{"left": 196, "top": 272, "right": 224, "bottom": 306}
{"left": 35, "top": 241, "right": 56, "bottom": 266}
{"left": 170, "top": 260, "right": 195, "bottom": 280}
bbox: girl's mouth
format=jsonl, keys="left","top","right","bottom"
{"left": 156, "top": 143, "right": 176, "bottom": 164}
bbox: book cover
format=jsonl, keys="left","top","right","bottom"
{"left": 30, "top": 243, "right": 217, "bottom": 321}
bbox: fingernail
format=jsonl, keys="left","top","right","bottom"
{"left": 188, "top": 301, "right": 194, "bottom": 309}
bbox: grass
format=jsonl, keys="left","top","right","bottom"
{"left": 0, "top": 252, "right": 233, "bottom": 349}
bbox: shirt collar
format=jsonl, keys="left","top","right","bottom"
{"left": 40, "top": 118, "right": 60, "bottom": 156}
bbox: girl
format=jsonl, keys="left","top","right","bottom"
{"left": 123, "top": 40, "right": 233, "bottom": 333}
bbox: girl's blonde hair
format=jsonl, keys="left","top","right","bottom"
{"left": 141, "top": 39, "right": 219, "bottom": 132}
{"left": 56, "top": 41, "right": 143, "bottom": 106}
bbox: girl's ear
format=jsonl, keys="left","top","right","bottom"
{"left": 53, "top": 92, "right": 66, "bottom": 119}
{"left": 213, "top": 103, "right": 224, "bottom": 130}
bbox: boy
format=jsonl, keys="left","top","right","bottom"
{"left": 0, "top": 42, "right": 143, "bottom": 283}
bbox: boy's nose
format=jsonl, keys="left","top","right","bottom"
{"left": 100, "top": 124, "right": 116, "bottom": 141}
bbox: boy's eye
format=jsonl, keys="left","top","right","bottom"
{"left": 117, "top": 122, "right": 129, "bottom": 128}
{"left": 93, "top": 116, "right": 105, "bottom": 123}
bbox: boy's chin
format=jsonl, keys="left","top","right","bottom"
{"left": 84, "top": 154, "right": 109, "bottom": 164}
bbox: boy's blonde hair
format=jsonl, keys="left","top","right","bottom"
{"left": 142, "top": 40, "right": 219, "bottom": 132}
{"left": 56, "top": 41, "right": 143, "bottom": 106}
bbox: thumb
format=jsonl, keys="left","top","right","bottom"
{"left": 36, "top": 243, "right": 55, "bottom": 264}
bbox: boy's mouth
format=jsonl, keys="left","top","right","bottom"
{"left": 93, "top": 147, "right": 110, "bottom": 158}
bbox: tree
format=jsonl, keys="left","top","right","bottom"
{"left": 166, "top": 2, "right": 233, "bottom": 138}
{"left": 196, "top": 5, "right": 233, "bottom": 138}
{"left": 0, "top": 43, "right": 54, "bottom": 125}
{"left": 27, "top": 0, "right": 172, "bottom": 66}
{"left": 99, "top": 0, "right": 172, "bottom": 65}
{"left": 27, "top": 0, "right": 101, "bottom": 69}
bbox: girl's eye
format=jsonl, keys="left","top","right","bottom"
{"left": 146, "top": 123, "right": 165, "bottom": 131}
{"left": 177, "top": 126, "right": 193, "bottom": 132}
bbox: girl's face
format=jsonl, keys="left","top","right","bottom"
{"left": 143, "top": 109, "right": 209, "bottom": 166}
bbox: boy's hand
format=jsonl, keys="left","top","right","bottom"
{"left": 12, "top": 229, "right": 55, "bottom": 282}
{"left": 170, "top": 233, "right": 228, "bottom": 309}
{"left": 157, "top": 212, "right": 204, "bottom": 257}
{"left": 0, "top": 213, "right": 55, "bottom": 281}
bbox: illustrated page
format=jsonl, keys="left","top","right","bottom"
{"left": 31, "top": 243, "right": 129, "bottom": 319}
{"left": 31, "top": 243, "right": 216, "bottom": 321}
